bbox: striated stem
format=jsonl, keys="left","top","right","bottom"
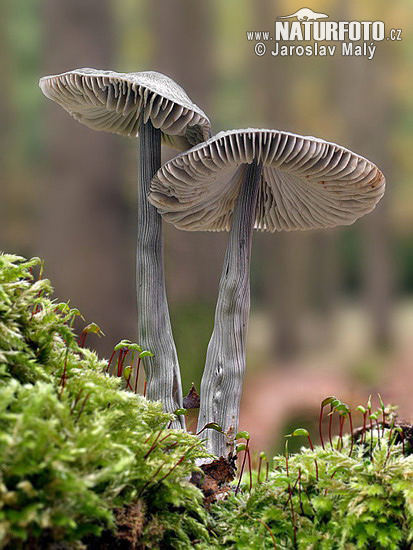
{"left": 137, "top": 119, "right": 184, "bottom": 429}
{"left": 197, "top": 160, "right": 263, "bottom": 456}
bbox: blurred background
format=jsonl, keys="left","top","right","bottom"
{"left": 1, "top": 0, "right": 412, "bottom": 456}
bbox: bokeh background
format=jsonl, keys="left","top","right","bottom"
{"left": 1, "top": 0, "right": 412, "bottom": 456}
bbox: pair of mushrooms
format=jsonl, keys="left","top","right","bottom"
{"left": 40, "top": 68, "right": 385, "bottom": 457}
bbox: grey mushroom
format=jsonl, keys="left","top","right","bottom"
{"left": 39, "top": 68, "right": 211, "bottom": 428}
{"left": 149, "top": 128, "right": 386, "bottom": 455}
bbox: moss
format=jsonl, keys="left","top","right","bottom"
{"left": 201, "top": 434, "right": 413, "bottom": 549}
{"left": 2, "top": 253, "right": 413, "bottom": 549}
{"left": 0, "top": 253, "right": 210, "bottom": 549}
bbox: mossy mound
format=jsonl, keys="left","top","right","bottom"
{"left": 2, "top": 253, "right": 413, "bottom": 550}
{"left": 0, "top": 254, "right": 210, "bottom": 549}
{"left": 201, "top": 433, "right": 413, "bottom": 549}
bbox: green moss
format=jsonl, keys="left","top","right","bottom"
{"left": 0, "top": 253, "right": 210, "bottom": 549}
{"left": 2, "top": 253, "right": 413, "bottom": 549}
{"left": 201, "top": 436, "right": 413, "bottom": 549}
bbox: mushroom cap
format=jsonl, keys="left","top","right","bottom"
{"left": 39, "top": 68, "right": 211, "bottom": 150}
{"left": 149, "top": 128, "right": 385, "bottom": 232}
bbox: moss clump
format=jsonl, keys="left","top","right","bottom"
{"left": 200, "top": 434, "right": 413, "bottom": 549}
{"left": 0, "top": 254, "right": 210, "bottom": 549}
{"left": 2, "top": 253, "right": 413, "bottom": 549}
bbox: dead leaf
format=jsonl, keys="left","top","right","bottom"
{"left": 183, "top": 383, "right": 200, "bottom": 409}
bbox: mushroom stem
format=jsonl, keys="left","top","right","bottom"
{"left": 137, "top": 118, "right": 184, "bottom": 429}
{"left": 197, "top": 159, "right": 263, "bottom": 456}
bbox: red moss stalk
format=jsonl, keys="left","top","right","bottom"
{"left": 235, "top": 440, "right": 250, "bottom": 495}
{"left": 348, "top": 412, "right": 354, "bottom": 456}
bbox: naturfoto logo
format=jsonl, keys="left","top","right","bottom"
{"left": 247, "top": 7, "right": 402, "bottom": 59}
{"left": 277, "top": 8, "right": 328, "bottom": 22}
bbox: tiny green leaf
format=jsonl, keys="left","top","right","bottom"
{"left": 139, "top": 350, "right": 154, "bottom": 358}
{"left": 236, "top": 443, "right": 247, "bottom": 453}
{"left": 357, "top": 406, "right": 367, "bottom": 414}
{"left": 174, "top": 408, "right": 188, "bottom": 416}
{"left": 259, "top": 451, "right": 267, "bottom": 460}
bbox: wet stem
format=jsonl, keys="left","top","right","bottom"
{"left": 235, "top": 440, "right": 250, "bottom": 495}
{"left": 257, "top": 457, "right": 262, "bottom": 484}
{"left": 328, "top": 405, "right": 334, "bottom": 448}
{"left": 369, "top": 415, "right": 374, "bottom": 461}
{"left": 137, "top": 441, "right": 197, "bottom": 499}
{"left": 117, "top": 349, "right": 128, "bottom": 377}
{"left": 319, "top": 404, "right": 326, "bottom": 450}
{"left": 134, "top": 357, "right": 142, "bottom": 393}
{"left": 257, "top": 455, "right": 266, "bottom": 484}
{"left": 246, "top": 513, "right": 277, "bottom": 550}
{"left": 143, "top": 422, "right": 171, "bottom": 459}
{"left": 336, "top": 416, "right": 344, "bottom": 450}
{"left": 155, "top": 442, "right": 200, "bottom": 485}
{"left": 78, "top": 330, "right": 87, "bottom": 348}
{"left": 105, "top": 346, "right": 145, "bottom": 394}
{"left": 348, "top": 412, "right": 354, "bottom": 456}
{"left": 297, "top": 468, "right": 304, "bottom": 516}
{"left": 247, "top": 446, "right": 253, "bottom": 492}
{"left": 362, "top": 412, "right": 367, "bottom": 444}
{"left": 106, "top": 349, "right": 117, "bottom": 373}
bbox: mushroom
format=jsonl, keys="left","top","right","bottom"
{"left": 149, "top": 128, "right": 386, "bottom": 455}
{"left": 39, "top": 68, "right": 211, "bottom": 428}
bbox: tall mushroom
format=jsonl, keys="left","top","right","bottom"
{"left": 149, "top": 128, "right": 386, "bottom": 454}
{"left": 39, "top": 68, "right": 211, "bottom": 428}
